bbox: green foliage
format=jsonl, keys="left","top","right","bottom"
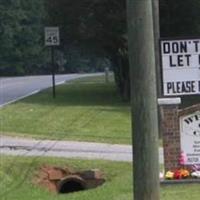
{"left": 45, "top": 0, "right": 126, "bottom": 48}
{"left": 45, "top": 0, "right": 125, "bottom": 74}
{"left": 160, "top": 0, "right": 200, "bottom": 37}
{"left": 1, "top": 0, "right": 200, "bottom": 98}
{"left": 45, "top": 0, "right": 129, "bottom": 93}
{"left": 0, "top": 0, "right": 46, "bottom": 76}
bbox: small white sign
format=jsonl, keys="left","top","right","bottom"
{"left": 160, "top": 39, "right": 200, "bottom": 96}
{"left": 180, "top": 111, "right": 200, "bottom": 165}
{"left": 45, "top": 27, "right": 60, "bottom": 46}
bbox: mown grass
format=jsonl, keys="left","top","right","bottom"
{"left": 0, "top": 74, "right": 199, "bottom": 144}
{"left": 0, "top": 156, "right": 199, "bottom": 200}
{"left": 0, "top": 156, "right": 133, "bottom": 200}
{"left": 0, "top": 75, "right": 131, "bottom": 144}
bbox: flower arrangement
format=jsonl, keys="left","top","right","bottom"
{"left": 190, "top": 164, "right": 200, "bottom": 178}
{"left": 165, "top": 169, "right": 190, "bottom": 180}
{"left": 164, "top": 151, "right": 200, "bottom": 180}
{"left": 191, "top": 171, "right": 200, "bottom": 178}
{"left": 179, "top": 151, "right": 187, "bottom": 165}
{"left": 165, "top": 168, "right": 200, "bottom": 179}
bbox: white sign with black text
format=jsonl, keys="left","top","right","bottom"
{"left": 45, "top": 27, "right": 60, "bottom": 46}
{"left": 160, "top": 39, "right": 200, "bottom": 96}
{"left": 180, "top": 111, "right": 200, "bottom": 165}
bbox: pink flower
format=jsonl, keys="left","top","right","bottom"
{"left": 179, "top": 151, "right": 187, "bottom": 165}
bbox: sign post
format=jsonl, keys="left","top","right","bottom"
{"left": 45, "top": 27, "right": 60, "bottom": 98}
{"left": 51, "top": 46, "right": 56, "bottom": 98}
{"left": 160, "top": 38, "right": 200, "bottom": 96}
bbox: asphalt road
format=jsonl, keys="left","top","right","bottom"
{"left": 0, "top": 73, "right": 101, "bottom": 107}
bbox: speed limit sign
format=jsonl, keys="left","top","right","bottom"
{"left": 45, "top": 27, "right": 60, "bottom": 46}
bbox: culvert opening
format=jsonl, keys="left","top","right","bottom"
{"left": 58, "top": 176, "right": 86, "bottom": 194}
{"left": 35, "top": 165, "right": 105, "bottom": 194}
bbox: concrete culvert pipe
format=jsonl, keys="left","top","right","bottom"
{"left": 58, "top": 175, "right": 87, "bottom": 194}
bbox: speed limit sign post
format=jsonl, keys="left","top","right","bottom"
{"left": 45, "top": 27, "right": 60, "bottom": 46}
{"left": 45, "top": 27, "right": 60, "bottom": 98}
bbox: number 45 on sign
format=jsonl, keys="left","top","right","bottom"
{"left": 45, "top": 27, "right": 60, "bottom": 46}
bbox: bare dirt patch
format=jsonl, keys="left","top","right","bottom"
{"left": 34, "top": 165, "right": 105, "bottom": 194}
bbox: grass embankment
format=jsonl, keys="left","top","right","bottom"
{"left": 0, "top": 156, "right": 132, "bottom": 200}
{"left": 0, "top": 156, "right": 199, "bottom": 200}
{"left": 0, "top": 75, "right": 131, "bottom": 144}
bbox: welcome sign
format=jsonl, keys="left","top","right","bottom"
{"left": 160, "top": 39, "right": 200, "bottom": 96}
{"left": 180, "top": 111, "right": 200, "bottom": 165}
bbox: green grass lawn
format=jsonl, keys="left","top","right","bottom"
{"left": 0, "top": 74, "right": 199, "bottom": 145}
{"left": 0, "top": 156, "right": 133, "bottom": 200}
{"left": 0, "top": 156, "right": 199, "bottom": 200}
{"left": 0, "top": 75, "right": 131, "bottom": 144}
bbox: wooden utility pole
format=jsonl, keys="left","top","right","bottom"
{"left": 127, "top": 0, "right": 160, "bottom": 200}
{"left": 152, "top": 0, "right": 162, "bottom": 139}
{"left": 152, "top": 0, "right": 161, "bottom": 97}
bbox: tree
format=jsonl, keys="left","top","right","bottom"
{"left": 45, "top": 0, "right": 129, "bottom": 99}
{"left": 0, "top": 0, "right": 24, "bottom": 75}
{"left": 17, "top": 0, "right": 47, "bottom": 72}
{"left": 0, "top": 0, "right": 46, "bottom": 76}
{"left": 45, "top": 0, "right": 200, "bottom": 100}
{"left": 160, "top": 0, "right": 200, "bottom": 37}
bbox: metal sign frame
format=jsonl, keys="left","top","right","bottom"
{"left": 45, "top": 27, "right": 60, "bottom": 46}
